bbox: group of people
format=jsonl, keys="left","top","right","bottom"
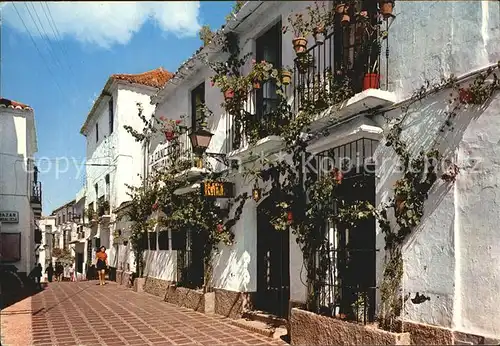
{"left": 29, "top": 246, "right": 109, "bottom": 289}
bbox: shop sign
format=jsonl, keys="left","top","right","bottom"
{"left": 0, "top": 211, "right": 19, "bottom": 223}
{"left": 201, "top": 181, "right": 234, "bottom": 198}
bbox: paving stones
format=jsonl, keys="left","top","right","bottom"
{"left": 2, "top": 281, "right": 288, "bottom": 346}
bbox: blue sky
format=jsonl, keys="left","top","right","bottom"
{"left": 2, "top": 1, "right": 234, "bottom": 215}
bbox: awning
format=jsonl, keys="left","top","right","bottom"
{"left": 174, "top": 183, "right": 200, "bottom": 196}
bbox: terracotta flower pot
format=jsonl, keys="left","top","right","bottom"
{"left": 379, "top": 0, "right": 394, "bottom": 18}
{"left": 282, "top": 71, "right": 292, "bottom": 85}
{"left": 313, "top": 26, "right": 325, "bottom": 45}
{"left": 336, "top": 3, "right": 346, "bottom": 14}
{"left": 292, "top": 37, "right": 308, "bottom": 55}
{"left": 341, "top": 14, "right": 350, "bottom": 26}
{"left": 253, "top": 81, "right": 261, "bottom": 89}
{"left": 224, "top": 89, "right": 235, "bottom": 100}
{"left": 363, "top": 73, "right": 380, "bottom": 90}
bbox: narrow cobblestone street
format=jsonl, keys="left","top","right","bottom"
{"left": 1, "top": 281, "right": 288, "bottom": 346}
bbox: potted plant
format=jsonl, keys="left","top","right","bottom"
{"left": 286, "top": 13, "right": 310, "bottom": 55}
{"left": 249, "top": 60, "right": 274, "bottom": 89}
{"left": 307, "top": 2, "right": 328, "bottom": 45}
{"left": 379, "top": 0, "right": 395, "bottom": 18}
{"left": 158, "top": 116, "right": 182, "bottom": 141}
{"left": 296, "top": 53, "right": 315, "bottom": 74}
{"left": 281, "top": 67, "right": 293, "bottom": 85}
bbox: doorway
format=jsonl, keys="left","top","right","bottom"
{"left": 255, "top": 196, "right": 290, "bottom": 318}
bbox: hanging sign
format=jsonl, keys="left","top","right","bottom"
{"left": 201, "top": 181, "right": 234, "bottom": 198}
{"left": 0, "top": 211, "right": 19, "bottom": 223}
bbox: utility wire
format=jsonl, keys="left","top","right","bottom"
{"left": 39, "top": 2, "right": 79, "bottom": 95}
{"left": 11, "top": 3, "right": 66, "bottom": 100}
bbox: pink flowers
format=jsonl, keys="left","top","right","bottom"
{"left": 152, "top": 201, "right": 159, "bottom": 211}
{"left": 331, "top": 168, "right": 343, "bottom": 184}
{"left": 217, "top": 224, "right": 224, "bottom": 233}
{"left": 287, "top": 211, "right": 293, "bottom": 225}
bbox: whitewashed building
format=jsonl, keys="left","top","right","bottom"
{"left": 38, "top": 216, "right": 56, "bottom": 278}
{"left": 79, "top": 68, "right": 173, "bottom": 277}
{"left": 0, "top": 98, "right": 42, "bottom": 278}
{"left": 133, "top": 1, "right": 500, "bottom": 344}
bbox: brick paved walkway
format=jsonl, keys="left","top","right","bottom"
{"left": 1, "top": 281, "right": 288, "bottom": 346}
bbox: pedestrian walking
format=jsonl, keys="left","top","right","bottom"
{"left": 29, "top": 263, "right": 43, "bottom": 290}
{"left": 45, "top": 263, "right": 54, "bottom": 282}
{"left": 96, "top": 246, "right": 108, "bottom": 286}
{"left": 55, "top": 262, "right": 64, "bottom": 282}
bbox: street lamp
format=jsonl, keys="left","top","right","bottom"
{"left": 188, "top": 128, "right": 228, "bottom": 167}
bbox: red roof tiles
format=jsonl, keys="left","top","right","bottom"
{"left": 0, "top": 98, "right": 32, "bottom": 110}
{"left": 111, "top": 67, "right": 174, "bottom": 89}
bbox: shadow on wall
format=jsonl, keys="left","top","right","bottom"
{"left": 211, "top": 244, "right": 251, "bottom": 292}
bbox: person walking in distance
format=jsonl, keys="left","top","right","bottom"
{"left": 96, "top": 246, "right": 108, "bottom": 286}
{"left": 45, "top": 262, "right": 54, "bottom": 282}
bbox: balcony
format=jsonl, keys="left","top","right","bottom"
{"left": 30, "top": 181, "right": 42, "bottom": 219}
{"left": 226, "top": 87, "right": 291, "bottom": 161}
{"left": 292, "top": 8, "right": 395, "bottom": 131}
{"left": 97, "top": 196, "right": 111, "bottom": 225}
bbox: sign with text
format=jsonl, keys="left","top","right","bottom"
{"left": 0, "top": 211, "right": 19, "bottom": 223}
{"left": 201, "top": 182, "right": 234, "bottom": 198}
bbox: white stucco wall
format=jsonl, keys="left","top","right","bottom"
{"left": 0, "top": 107, "right": 38, "bottom": 274}
{"left": 143, "top": 250, "right": 177, "bottom": 281}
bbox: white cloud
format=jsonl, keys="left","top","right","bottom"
{"left": 3, "top": 1, "right": 201, "bottom": 49}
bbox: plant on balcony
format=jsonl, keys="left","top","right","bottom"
{"left": 97, "top": 199, "right": 110, "bottom": 217}
{"left": 157, "top": 116, "right": 184, "bottom": 142}
{"left": 307, "top": 2, "right": 330, "bottom": 45}
{"left": 284, "top": 13, "right": 311, "bottom": 55}
{"left": 199, "top": 25, "right": 214, "bottom": 47}
{"left": 249, "top": 59, "right": 275, "bottom": 89}
{"left": 85, "top": 208, "right": 96, "bottom": 222}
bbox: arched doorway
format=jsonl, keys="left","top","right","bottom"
{"left": 255, "top": 196, "right": 290, "bottom": 318}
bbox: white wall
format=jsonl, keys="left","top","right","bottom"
{"left": 0, "top": 107, "right": 37, "bottom": 274}
{"left": 143, "top": 250, "right": 177, "bottom": 281}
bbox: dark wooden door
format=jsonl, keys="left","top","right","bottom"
{"left": 255, "top": 198, "right": 290, "bottom": 318}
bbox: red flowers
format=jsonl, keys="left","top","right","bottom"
{"left": 217, "top": 224, "right": 224, "bottom": 233}
{"left": 164, "top": 131, "right": 174, "bottom": 141}
{"left": 331, "top": 168, "right": 343, "bottom": 184}
{"left": 152, "top": 201, "right": 159, "bottom": 211}
{"left": 287, "top": 211, "right": 293, "bottom": 225}
{"left": 459, "top": 88, "right": 474, "bottom": 104}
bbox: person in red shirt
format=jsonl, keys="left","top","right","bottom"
{"left": 95, "top": 246, "right": 108, "bottom": 286}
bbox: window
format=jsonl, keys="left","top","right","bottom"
{"left": 63, "top": 214, "right": 66, "bottom": 223}
{"left": 0, "top": 233, "right": 21, "bottom": 262}
{"left": 158, "top": 230, "right": 169, "bottom": 250}
{"left": 108, "top": 98, "right": 114, "bottom": 134}
{"left": 148, "top": 232, "right": 157, "bottom": 250}
{"left": 57, "top": 216, "right": 61, "bottom": 225}
{"left": 105, "top": 174, "right": 110, "bottom": 199}
{"left": 256, "top": 21, "right": 282, "bottom": 119}
{"left": 190, "top": 82, "right": 205, "bottom": 130}
{"left": 171, "top": 231, "right": 186, "bottom": 250}
{"left": 95, "top": 122, "right": 99, "bottom": 143}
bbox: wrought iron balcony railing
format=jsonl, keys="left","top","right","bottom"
{"left": 31, "top": 181, "right": 42, "bottom": 204}
{"left": 293, "top": 9, "right": 384, "bottom": 114}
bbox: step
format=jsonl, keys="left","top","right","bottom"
{"left": 230, "top": 318, "right": 288, "bottom": 340}
{"left": 242, "top": 310, "right": 287, "bottom": 327}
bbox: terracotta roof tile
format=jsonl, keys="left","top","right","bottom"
{"left": 0, "top": 98, "right": 32, "bottom": 110}
{"left": 111, "top": 67, "right": 174, "bottom": 89}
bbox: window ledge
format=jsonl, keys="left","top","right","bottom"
{"left": 174, "top": 167, "right": 210, "bottom": 181}
{"left": 226, "top": 135, "right": 285, "bottom": 162}
{"left": 309, "top": 89, "right": 397, "bottom": 132}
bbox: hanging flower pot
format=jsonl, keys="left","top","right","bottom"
{"left": 341, "top": 13, "right": 350, "bottom": 26}
{"left": 282, "top": 70, "right": 292, "bottom": 85}
{"left": 253, "top": 80, "right": 261, "bottom": 89}
{"left": 224, "top": 89, "right": 235, "bottom": 100}
{"left": 336, "top": 3, "right": 346, "bottom": 14}
{"left": 363, "top": 73, "right": 380, "bottom": 90}
{"left": 313, "top": 26, "right": 325, "bottom": 45}
{"left": 379, "top": 0, "right": 395, "bottom": 18}
{"left": 292, "top": 37, "right": 308, "bottom": 55}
